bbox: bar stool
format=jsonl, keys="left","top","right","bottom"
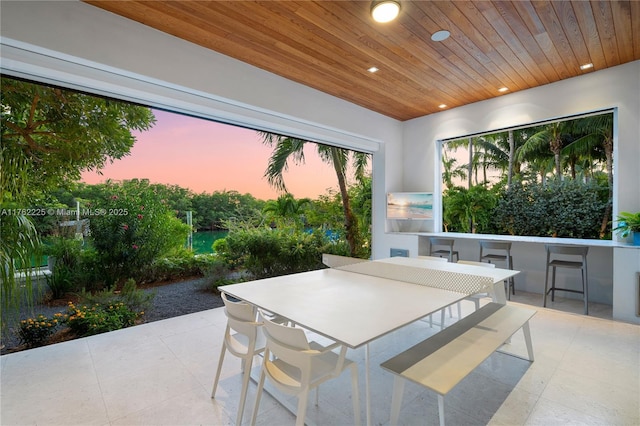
{"left": 479, "top": 240, "right": 515, "bottom": 300}
{"left": 429, "top": 237, "right": 459, "bottom": 262}
{"left": 544, "top": 244, "right": 589, "bottom": 315}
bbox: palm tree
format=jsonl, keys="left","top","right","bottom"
{"left": 565, "top": 113, "right": 613, "bottom": 237}
{"left": 260, "top": 132, "right": 369, "bottom": 256}
{"left": 441, "top": 151, "right": 467, "bottom": 190}
{"left": 519, "top": 121, "right": 571, "bottom": 178}
{"left": 262, "top": 193, "right": 310, "bottom": 227}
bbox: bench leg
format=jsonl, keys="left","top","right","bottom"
{"left": 438, "top": 394, "right": 445, "bottom": 426}
{"left": 390, "top": 376, "right": 405, "bottom": 425}
{"left": 523, "top": 321, "right": 534, "bottom": 361}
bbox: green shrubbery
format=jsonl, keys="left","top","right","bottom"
{"left": 17, "top": 279, "right": 151, "bottom": 347}
{"left": 143, "top": 250, "right": 226, "bottom": 283}
{"left": 493, "top": 179, "right": 607, "bottom": 238}
{"left": 87, "top": 180, "right": 191, "bottom": 286}
{"left": 214, "top": 226, "right": 344, "bottom": 279}
{"left": 443, "top": 179, "right": 608, "bottom": 238}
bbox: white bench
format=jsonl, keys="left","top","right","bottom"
{"left": 380, "top": 302, "right": 536, "bottom": 426}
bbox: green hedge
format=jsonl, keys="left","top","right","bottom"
{"left": 214, "top": 226, "right": 346, "bottom": 279}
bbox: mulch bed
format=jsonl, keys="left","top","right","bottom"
{"left": 1, "top": 277, "right": 224, "bottom": 355}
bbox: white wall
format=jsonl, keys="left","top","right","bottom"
{"left": 396, "top": 61, "right": 640, "bottom": 323}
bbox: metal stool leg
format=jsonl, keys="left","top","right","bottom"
{"left": 543, "top": 252, "right": 550, "bottom": 308}
{"left": 551, "top": 265, "right": 557, "bottom": 302}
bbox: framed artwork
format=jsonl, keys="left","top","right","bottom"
{"left": 386, "top": 192, "right": 433, "bottom": 219}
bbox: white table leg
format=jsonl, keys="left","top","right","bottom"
{"left": 365, "top": 343, "right": 371, "bottom": 426}
{"left": 523, "top": 321, "right": 535, "bottom": 361}
{"left": 390, "top": 376, "right": 405, "bottom": 425}
{"left": 438, "top": 394, "right": 445, "bottom": 426}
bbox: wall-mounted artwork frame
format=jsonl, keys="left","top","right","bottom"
{"left": 386, "top": 192, "right": 433, "bottom": 220}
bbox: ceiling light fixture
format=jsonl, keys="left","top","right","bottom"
{"left": 367, "top": 66, "right": 379, "bottom": 73}
{"left": 498, "top": 87, "right": 509, "bottom": 92}
{"left": 439, "top": 104, "right": 447, "bottom": 109}
{"left": 371, "top": 0, "right": 401, "bottom": 23}
{"left": 580, "top": 63, "right": 594, "bottom": 70}
{"left": 431, "top": 30, "right": 450, "bottom": 42}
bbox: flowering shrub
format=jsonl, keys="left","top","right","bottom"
{"left": 88, "top": 179, "right": 190, "bottom": 285}
{"left": 65, "top": 301, "right": 142, "bottom": 337}
{"left": 18, "top": 313, "right": 64, "bottom": 347}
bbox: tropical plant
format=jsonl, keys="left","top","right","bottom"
{"left": 613, "top": 211, "right": 640, "bottom": 238}
{"left": 1, "top": 77, "right": 155, "bottom": 195}
{"left": 1, "top": 76, "right": 155, "bottom": 323}
{"left": 87, "top": 179, "right": 191, "bottom": 286}
{"left": 441, "top": 151, "right": 467, "bottom": 190}
{"left": 567, "top": 113, "right": 614, "bottom": 237}
{"left": 519, "top": 121, "right": 572, "bottom": 177}
{"left": 260, "top": 132, "right": 370, "bottom": 257}
{"left": 262, "top": 193, "right": 311, "bottom": 228}
{"left": 442, "top": 185, "right": 497, "bottom": 233}
{"left": 215, "top": 225, "right": 334, "bottom": 279}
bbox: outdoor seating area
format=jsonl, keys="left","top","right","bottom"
{"left": 1, "top": 290, "right": 637, "bottom": 425}
{"left": 1, "top": 2, "right": 639, "bottom": 426}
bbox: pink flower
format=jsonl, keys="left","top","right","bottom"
{"left": 122, "top": 224, "right": 129, "bottom": 230}
{"left": 132, "top": 244, "right": 139, "bottom": 250}
{"left": 111, "top": 195, "right": 118, "bottom": 200}
{"left": 137, "top": 214, "right": 143, "bottom": 220}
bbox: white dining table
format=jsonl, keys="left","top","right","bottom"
{"left": 221, "top": 257, "right": 519, "bottom": 425}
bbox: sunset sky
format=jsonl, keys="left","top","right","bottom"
{"left": 81, "top": 109, "right": 340, "bottom": 200}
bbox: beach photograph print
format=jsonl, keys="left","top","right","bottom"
{"left": 386, "top": 192, "right": 433, "bottom": 219}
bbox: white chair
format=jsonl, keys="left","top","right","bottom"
{"left": 429, "top": 237, "right": 459, "bottom": 262}
{"left": 457, "top": 260, "right": 496, "bottom": 310}
{"left": 211, "top": 292, "right": 264, "bottom": 426}
{"left": 251, "top": 311, "right": 361, "bottom": 426}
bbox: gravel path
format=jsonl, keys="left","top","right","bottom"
{"left": 1, "top": 278, "right": 224, "bottom": 355}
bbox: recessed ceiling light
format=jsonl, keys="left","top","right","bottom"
{"left": 438, "top": 104, "right": 447, "bottom": 109}
{"left": 580, "top": 63, "right": 594, "bottom": 70}
{"left": 371, "top": 1, "right": 401, "bottom": 23}
{"left": 498, "top": 87, "right": 509, "bottom": 92}
{"left": 431, "top": 30, "right": 450, "bottom": 42}
{"left": 367, "top": 67, "right": 379, "bottom": 73}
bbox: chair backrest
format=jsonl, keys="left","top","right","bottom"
{"left": 429, "top": 237, "right": 454, "bottom": 247}
{"left": 479, "top": 240, "right": 512, "bottom": 251}
{"left": 417, "top": 255, "right": 448, "bottom": 262}
{"left": 545, "top": 244, "right": 589, "bottom": 257}
{"left": 221, "top": 292, "right": 260, "bottom": 344}
{"left": 259, "top": 312, "right": 313, "bottom": 376}
{"left": 457, "top": 260, "right": 496, "bottom": 268}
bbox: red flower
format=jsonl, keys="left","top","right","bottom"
{"left": 122, "top": 224, "right": 129, "bottom": 231}
{"left": 111, "top": 195, "right": 118, "bottom": 200}
{"left": 137, "top": 214, "right": 143, "bottom": 220}
{"left": 132, "top": 244, "right": 139, "bottom": 250}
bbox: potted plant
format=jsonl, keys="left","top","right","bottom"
{"left": 613, "top": 211, "right": 640, "bottom": 245}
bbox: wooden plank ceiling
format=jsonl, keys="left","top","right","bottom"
{"left": 85, "top": 1, "right": 640, "bottom": 121}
